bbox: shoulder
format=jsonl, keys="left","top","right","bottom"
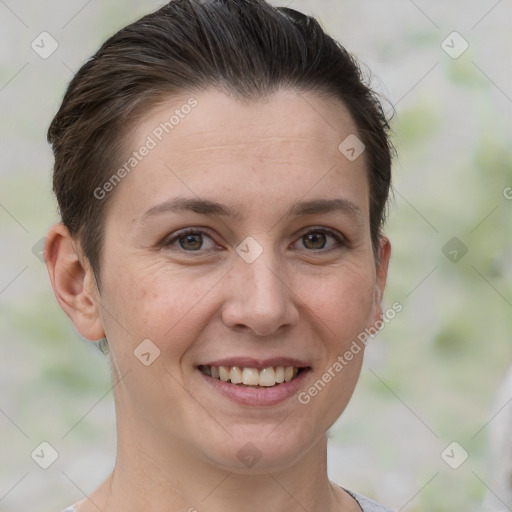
{"left": 343, "top": 487, "right": 395, "bottom": 512}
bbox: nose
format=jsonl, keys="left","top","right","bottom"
{"left": 221, "top": 252, "right": 300, "bottom": 337}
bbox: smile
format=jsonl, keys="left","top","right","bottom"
{"left": 199, "top": 365, "right": 303, "bottom": 387}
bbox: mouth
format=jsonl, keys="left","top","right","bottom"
{"left": 198, "top": 365, "right": 306, "bottom": 388}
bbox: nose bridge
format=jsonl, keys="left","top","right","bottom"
{"left": 222, "top": 241, "right": 298, "bottom": 335}
{"left": 246, "top": 252, "right": 285, "bottom": 302}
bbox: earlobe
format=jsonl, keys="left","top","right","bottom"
{"left": 44, "top": 222, "right": 105, "bottom": 341}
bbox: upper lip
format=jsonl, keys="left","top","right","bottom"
{"left": 199, "top": 357, "right": 310, "bottom": 369}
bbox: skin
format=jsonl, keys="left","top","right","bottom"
{"left": 45, "top": 88, "right": 391, "bottom": 512}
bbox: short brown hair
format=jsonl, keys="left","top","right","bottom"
{"left": 48, "top": 0, "right": 393, "bottom": 283}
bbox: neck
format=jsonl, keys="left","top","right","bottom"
{"left": 82, "top": 414, "right": 358, "bottom": 512}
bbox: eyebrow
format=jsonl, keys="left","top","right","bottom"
{"left": 141, "top": 196, "right": 363, "bottom": 223}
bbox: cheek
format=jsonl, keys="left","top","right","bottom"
{"left": 300, "top": 262, "right": 376, "bottom": 343}
{"left": 291, "top": 268, "right": 374, "bottom": 433}
{"left": 100, "top": 259, "right": 221, "bottom": 357}
{"left": 101, "top": 248, "right": 376, "bottom": 366}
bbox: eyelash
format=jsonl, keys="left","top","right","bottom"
{"left": 162, "top": 227, "right": 347, "bottom": 255}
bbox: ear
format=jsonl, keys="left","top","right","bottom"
{"left": 44, "top": 222, "right": 105, "bottom": 341}
{"left": 370, "top": 235, "right": 392, "bottom": 326}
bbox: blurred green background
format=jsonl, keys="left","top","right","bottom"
{"left": 0, "top": 1, "right": 510, "bottom": 511}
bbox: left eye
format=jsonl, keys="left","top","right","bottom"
{"left": 294, "top": 229, "right": 344, "bottom": 251}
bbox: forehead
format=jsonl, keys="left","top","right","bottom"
{"left": 135, "top": 88, "right": 361, "bottom": 153}
{"left": 107, "top": 88, "right": 369, "bottom": 223}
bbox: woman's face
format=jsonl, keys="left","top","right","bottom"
{"left": 94, "top": 88, "right": 390, "bottom": 471}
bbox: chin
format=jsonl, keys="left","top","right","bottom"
{"left": 199, "top": 424, "right": 321, "bottom": 474}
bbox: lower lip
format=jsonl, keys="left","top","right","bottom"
{"left": 199, "top": 369, "right": 310, "bottom": 406}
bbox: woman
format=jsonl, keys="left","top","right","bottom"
{"left": 45, "top": 1, "right": 394, "bottom": 510}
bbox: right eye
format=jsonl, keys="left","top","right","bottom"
{"left": 163, "top": 228, "right": 219, "bottom": 253}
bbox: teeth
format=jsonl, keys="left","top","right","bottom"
{"left": 219, "top": 366, "right": 230, "bottom": 382}
{"left": 230, "top": 366, "right": 243, "bottom": 384}
{"left": 242, "top": 367, "right": 260, "bottom": 386}
{"left": 284, "top": 366, "right": 294, "bottom": 382}
{"left": 200, "top": 365, "right": 301, "bottom": 387}
{"left": 259, "top": 367, "right": 276, "bottom": 387}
